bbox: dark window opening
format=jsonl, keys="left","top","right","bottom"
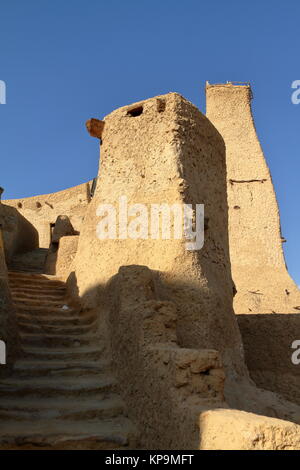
{"left": 127, "top": 106, "right": 143, "bottom": 117}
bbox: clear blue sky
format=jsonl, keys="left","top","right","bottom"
{"left": 0, "top": 0, "right": 299, "bottom": 283}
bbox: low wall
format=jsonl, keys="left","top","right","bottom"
{"left": 3, "top": 181, "right": 92, "bottom": 248}
{"left": 46, "top": 235, "right": 79, "bottom": 278}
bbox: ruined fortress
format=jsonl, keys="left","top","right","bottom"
{"left": 0, "top": 82, "right": 300, "bottom": 449}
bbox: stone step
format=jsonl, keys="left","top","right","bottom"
{"left": 8, "top": 277, "right": 65, "bottom": 289}
{"left": 9, "top": 283, "right": 65, "bottom": 293}
{"left": 0, "top": 375, "right": 117, "bottom": 398}
{"left": 10, "top": 286, "right": 66, "bottom": 296}
{"left": 13, "top": 302, "right": 72, "bottom": 310}
{"left": 22, "top": 344, "right": 106, "bottom": 361}
{"left": 20, "top": 333, "right": 99, "bottom": 348}
{"left": 9, "top": 268, "right": 44, "bottom": 274}
{"left": 8, "top": 272, "right": 63, "bottom": 280}
{"left": 14, "top": 304, "right": 78, "bottom": 316}
{"left": 17, "top": 312, "right": 96, "bottom": 327}
{"left": 13, "top": 358, "right": 110, "bottom": 377}
{"left": 8, "top": 263, "right": 44, "bottom": 269}
{"left": 9, "top": 285, "right": 66, "bottom": 295}
{"left": 0, "top": 417, "right": 135, "bottom": 449}
{"left": 8, "top": 271, "right": 63, "bottom": 282}
{"left": 18, "top": 321, "right": 97, "bottom": 335}
{"left": 0, "top": 395, "right": 125, "bottom": 421}
{"left": 13, "top": 297, "right": 69, "bottom": 308}
{"left": 10, "top": 289, "right": 66, "bottom": 301}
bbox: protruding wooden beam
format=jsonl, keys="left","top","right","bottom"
{"left": 86, "top": 118, "right": 105, "bottom": 139}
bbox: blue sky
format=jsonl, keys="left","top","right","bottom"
{"left": 0, "top": 0, "right": 299, "bottom": 283}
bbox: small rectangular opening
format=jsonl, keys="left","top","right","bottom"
{"left": 127, "top": 105, "right": 143, "bottom": 117}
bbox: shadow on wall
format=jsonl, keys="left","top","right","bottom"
{"left": 238, "top": 314, "right": 300, "bottom": 406}
{"left": 66, "top": 265, "right": 300, "bottom": 449}
{"left": 0, "top": 230, "right": 21, "bottom": 377}
{"left": 67, "top": 265, "right": 227, "bottom": 449}
{"left": 0, "top": 204, "right": 39, "bottom": 263}
{"left": 67, "top": 261, "right": 245, "bottom": 378}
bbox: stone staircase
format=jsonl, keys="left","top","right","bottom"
{"left": 0, "top": 258, "right": 135, "bottom": 449}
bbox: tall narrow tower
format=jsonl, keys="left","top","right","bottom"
{"left": 206, "top": 82, "right": 300, "bottom": 314}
